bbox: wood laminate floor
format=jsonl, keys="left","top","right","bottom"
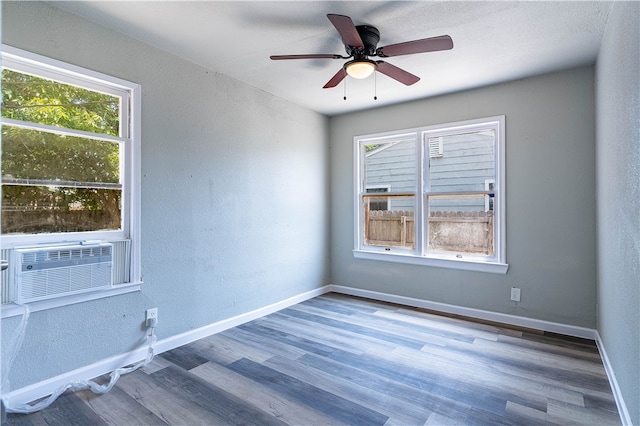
{"left": 7, "top": 293, "right": 620, "bottom": 425}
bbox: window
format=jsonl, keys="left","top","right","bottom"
{"left": 354, "top": 116, "right": 507, "bottom": 274}
{"left": 1, "top": 45, "right": 142, "bottom": 311}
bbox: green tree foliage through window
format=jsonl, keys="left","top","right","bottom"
{"left": 1, "top": 69, "right": 123, "bottom": 234}
{"left": 2, "top": 70, "right": 119, "bottom": 135}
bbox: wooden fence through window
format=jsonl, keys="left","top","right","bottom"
{"left": 2, "top": 210, "right": 120, "bottom": 234}
{"left": 365, "top": 210, "right": 494, "bottom": 255}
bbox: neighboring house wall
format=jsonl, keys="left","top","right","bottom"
{"left": 331, "top": 66, "right": 597, "bottom": 329}
{"left": 429, "top": 132, "right": 495, "bottom": 212}
{"left": 596, "top": 1, "right": 640, "bottom": 424}
{"left": 1, "top": 1, "right": 329, "bottom": 391}
{"left": 365, "top": 140, "right": 415, "bottom": 211}
{"left": 364, "top": 132, "right": 495, "bottom": 212}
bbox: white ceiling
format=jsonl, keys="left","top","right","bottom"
{"left": 49, "top": 1, "right": 613, "bottom": 116}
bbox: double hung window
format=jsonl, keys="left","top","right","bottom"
{"left": 354, "top": 116, "right": 507, "bottom": 273}
{"left": 1, "top": 45, "right": 142, "bottom": 309}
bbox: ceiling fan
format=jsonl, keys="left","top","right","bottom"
{"left": 270, "top": 14, "right": 453, "bottom": 89}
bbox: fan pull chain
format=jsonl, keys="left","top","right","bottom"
{"left": 374, "top": 72, "right": 378, "bottom": 100}
{"left": 343, "top": 77, "right": 347, "bottom": 101}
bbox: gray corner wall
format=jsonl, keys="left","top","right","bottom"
{"left": 1, "top": 1, "right": 329, "bottom": 390}
{"left": 330, "top": 66, "right": 597, "bottom": 328}
{"left": 595, "top": 1, "right": 640, "bottom": 424}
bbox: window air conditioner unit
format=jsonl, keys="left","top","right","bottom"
{"left": 13, "top": 243, "right": 113, "bottom": 304}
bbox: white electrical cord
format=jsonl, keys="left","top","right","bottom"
{"left": 3, "top": 307, "right": 157, "bottom": 415}
{"left": 1, "top": 304, "right": 30, "bottom": 397}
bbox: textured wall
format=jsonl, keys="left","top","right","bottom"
{"left": 595, "top": 1, "right": 640, "bottom": 423}
{"left": 330, "top": 67, "right": 597, "bottom": 328}
{"left": 1, "top": 1, "right": 329, "bottom": 390}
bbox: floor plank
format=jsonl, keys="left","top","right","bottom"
{"left": 264, "top": 354, "right": 430, "bottom": 425}
{"left": 190, "top": 361, "right": 340, "bottom": 425}
{"left": 149, "top": 365, "right": 286, "bottom": 426}
{"left": 75, "top": 386, "right": 167, "bottom": 426}
{"left": 227, "top": 357, "right": 389, "bottom": 425}
{"left": 115, "top": 366, "right": 229, "bottom": 425}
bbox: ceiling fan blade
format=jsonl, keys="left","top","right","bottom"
{"left": 270, "top": 54, "right": 342, "bottom": 60}
{"left": 323, "top": 68, "right": 347, "bottom": 89}
{"left": 376, "top": 61, "right": 420, "bottom": 86}
{"left": 379, "top": 35, "right": 453, "bottom": 57}
{"left": 327, "top": 14, "right": 364, "bottom": 48}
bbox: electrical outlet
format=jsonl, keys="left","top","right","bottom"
{"left": 146, "top": 308, "right": 158, "bottom": 327}
{"left": 510, "top": 287, "right": 521, "bottom": 302}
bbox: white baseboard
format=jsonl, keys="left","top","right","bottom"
{"left": 595, "top": 331, "right": 632, "bottom": 426}
{"left": 328, "top": 284, "right": 597, "bottom": 339}
{"left": 152, "top": 286, "right": 329, "bottom": 355}
{"left": 2, "top": 285, "right": 330, "bottom": 409}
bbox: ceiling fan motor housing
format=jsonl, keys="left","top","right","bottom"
{"left": 353, "top": 25, "right": 380, "bottom": 56}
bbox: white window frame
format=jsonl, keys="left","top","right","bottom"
{"left": 353, "top": 116, "right": 508, "bottom": 274}
{"left": 1, "top": 45, "right": 142, "bottom": 316}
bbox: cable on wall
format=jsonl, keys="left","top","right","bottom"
{"left": 2, "top": 306, "right": 157, "bottom": 415}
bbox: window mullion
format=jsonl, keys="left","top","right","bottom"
{"left": 2, "top": 178, "right": 122, "bottom": 190}
{"left": 1, "top": 118, "right": 127, "bottom": 144}
{"left": 425, "top": 191, "right": 495, "bottom": 197}
{"left": 354, "top": 141, "right": 364, "bottom": 251}
{"left": 416, "top": 132, "right": 425, "bottom": 256}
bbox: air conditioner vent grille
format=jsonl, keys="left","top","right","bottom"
{"left": 14, "top": 244, "right": 113, "bottom": 303}
{"left": 21, "top": 245, "right": 112, "bottom": 264}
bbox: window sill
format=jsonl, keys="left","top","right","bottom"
{"left": 1, "top": 282, "right": 142, "bottom": 319}
{"left": 353, "top": 250, "right": 509, "bottom": 274}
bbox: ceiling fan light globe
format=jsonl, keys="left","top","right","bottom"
{"left": 346, "top": 61, "right": 376, "bottom": 79}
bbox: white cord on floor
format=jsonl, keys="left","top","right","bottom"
{"left": 2, "top": 307, "right": 158, "bottom": 415}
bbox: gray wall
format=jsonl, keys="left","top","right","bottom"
{"left": 330, "top": 66, "right": 597, "bottom": 328}
{"left": 1, "top": 1, "right": 329, "bottom": 390}
{"left": 595, "top": 1, "right": 640, "bottom": 424}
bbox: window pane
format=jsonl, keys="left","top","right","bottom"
{"left": 2, "top": 125, "right": 120, "bottom": 183}
{"left": 1, "top": 69, "right": 120, "bottom": 136}
{"left": 2, "top": 125, "right": 122, "bottom": 236}
{"left": 427, "top": 130, "right": 495, "bottom": 193}
{"left": 363, "top": 195, "right": 415, "bottom": 249}
{"left": 427, "top": 194, "right": 494, "bottom": 256}
{"left": 364, "top": 139, "right": 416, "bottom": 193}
{"left": 2, "top": 185, "right": 121, "bottom": 234}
